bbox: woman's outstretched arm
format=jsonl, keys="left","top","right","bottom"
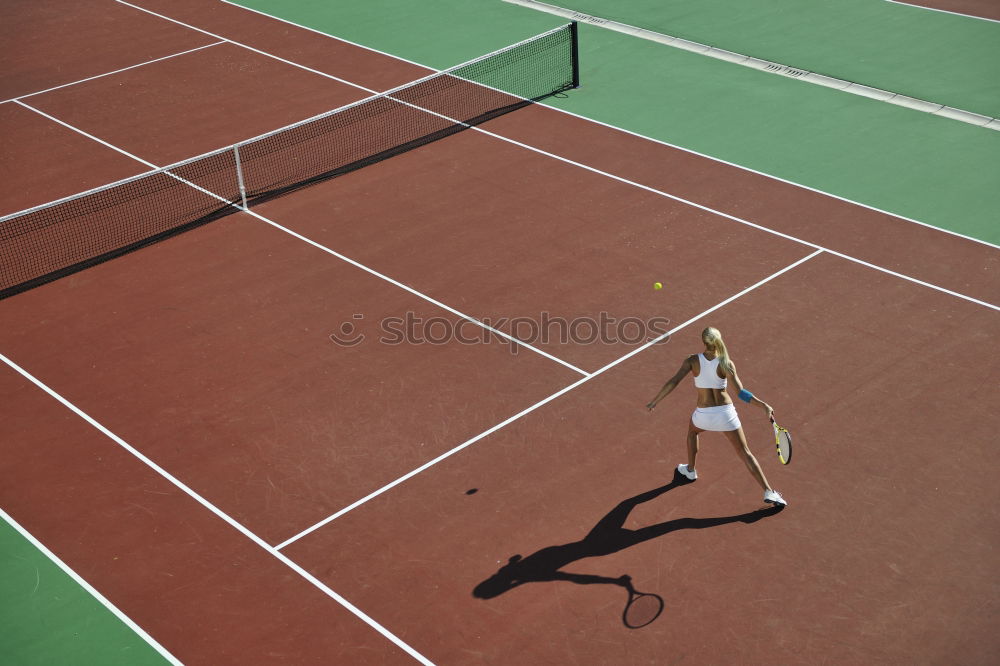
{"left": 646, "top": 356, "right": 694, "bottom": 411}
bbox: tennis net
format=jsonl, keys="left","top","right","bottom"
{"left": 0, "top": 22, "right": 579, "bottom": 300}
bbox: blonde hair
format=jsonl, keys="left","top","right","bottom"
{"left": 701, "top": 327, "right": 733, "bottom": 374}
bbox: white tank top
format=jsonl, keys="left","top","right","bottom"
{"left": 693, "top": 353, "right": 727, "bottom": 389}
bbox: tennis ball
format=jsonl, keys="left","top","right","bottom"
{"left": 653, "top": 282, "right": 663, "bottom": 290}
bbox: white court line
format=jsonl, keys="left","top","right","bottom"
{"left": 0, "top": 507, "right": 183, "bottom": 665}
{"left": 0, "top": 352, "right": 436, "bottom": 666}
{"left": 218, "top": 0, "right": 434, "bottom": 70}
{"left": 275, "top": 249, "right": 824, "bottom": 549}
{"left": 215, "top": 0, "right": 1000, "bottom": 250}
{"left": 885, "top": 0, "right": 1000, "bottom": 23}
{"left": 15, "top": 100, "right": 159, "bottom": 168}
{"left": 114, "top": 0, "right": 378, "bottom": 96}
{"left": 241, "top": 209, "right": 591, "bottom": 377}
{"left": 1, "top": 41, "right": 226, "bottom": 105}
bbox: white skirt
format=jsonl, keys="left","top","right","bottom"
{"left": 691, "top": 404, "right": 742, "bottom": 432}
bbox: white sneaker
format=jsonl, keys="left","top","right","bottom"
{"left": 763, "top": 489, "right": 787, "bottom": 506}
{"left": 677, "top": 464, "right": 697, "bottom": 481}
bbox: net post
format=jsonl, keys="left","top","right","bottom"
{"left": 570, "top": 21, "right": 580, "bottom": 89}
{"left": 233, "top": 144, "right": 249, "bottom": 210}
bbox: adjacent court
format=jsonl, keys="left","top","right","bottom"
{"left": 1, "top": 1, "right": 998, "bottom": 664}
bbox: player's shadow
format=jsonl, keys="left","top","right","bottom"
{"left": 473, "top": 469, "right": 783, "bottom": 622}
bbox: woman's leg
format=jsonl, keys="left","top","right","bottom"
{"left": 686, "top": 420, "right": 704, "bottom": 471}
{"left": 722, "top": 427, "right": 771, "bottom": 491}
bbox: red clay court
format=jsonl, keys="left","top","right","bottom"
{"left": 1, "top": 1, "right": 998, "bottom": 664}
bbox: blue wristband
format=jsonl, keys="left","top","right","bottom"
{"left": 738, "top": 389, "right": 754, "bottom": 403}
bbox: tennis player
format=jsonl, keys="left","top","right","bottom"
{"left": 646, "top": 326, "right": 787, "bottom": 506}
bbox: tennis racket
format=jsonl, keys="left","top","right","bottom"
{"left": 622, "top": 584, "right": 664, "bottom": 628}
{"left": 770, "top": 416, "right": 792, "bottom": 464}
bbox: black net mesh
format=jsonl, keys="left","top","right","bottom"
{"left": 0, "top": 150, "right": 240, "bottom": 299}
{"left": 238, "top": 24, "right": 576, "bottom": 203}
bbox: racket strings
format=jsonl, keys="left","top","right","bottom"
{"left": 776, "top": 427, "right": 792, "bottom": 463}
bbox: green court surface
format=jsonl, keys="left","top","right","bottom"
{"left": 567, "top": 0, "right": 1000, "bottom": 118}
{"left": 0, "top": 515, "right": 170, "bottom": 666}
{"left": 232, "top": 0, "right": 1000, "bottom": 245}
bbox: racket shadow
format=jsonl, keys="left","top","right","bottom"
{"left": 472, "top": 469, "right": 783, "bottom": 627}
